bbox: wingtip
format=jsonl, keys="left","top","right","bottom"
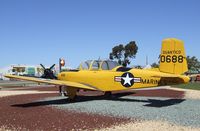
{"left": 4, "top": 74, "right": 13, "bottom": 78}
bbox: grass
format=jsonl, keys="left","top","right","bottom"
{"left": 173, "top": 82, "right": 200, "bottom": 90}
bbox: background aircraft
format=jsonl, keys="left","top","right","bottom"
{"left": 5, "top": 38, "right": 190, "bottom": 100}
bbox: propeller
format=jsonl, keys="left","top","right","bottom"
{"left": 40, "top": 64, "right": 57, "bottom": 79}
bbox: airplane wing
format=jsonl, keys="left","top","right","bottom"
{"left": 4, "top": 74, "right": 98, "bottom": 91}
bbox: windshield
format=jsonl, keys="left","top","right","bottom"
{"left": 81, "top": 60, "right": 92, "bottom": 70}
{"left": 106, "top": 61, "right": 119, "bottom": 70}
{"left": 80, "top": 60, "right": 119, "bottom": 70}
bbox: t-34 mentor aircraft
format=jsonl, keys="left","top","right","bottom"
{"left": 5, "top": 38, "right": 190, "bottom": 100}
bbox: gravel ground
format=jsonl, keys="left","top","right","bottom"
{"left": 46, "top": 95, "right": 200, "bottom": 128}
{"left": 0, "top": 89, "right": 131, "bottom": 130}
{"left": 1, "top": 85, "right": 200, "bottom": 130}
{"left": 100, "top": 120, "right": 200, "bottom": 131}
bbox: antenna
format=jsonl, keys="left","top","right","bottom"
{"left": 98, "top": 56, "right": 101, "bottom": 61}
{"left": 146, "top": 55, "right": 148, "bottom": 65}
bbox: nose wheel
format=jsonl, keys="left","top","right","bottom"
{"left": 59, "top": 86, "right": 67, "bottom": 96}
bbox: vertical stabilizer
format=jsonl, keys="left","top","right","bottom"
{"left": 159, "top": 38, "right": 188, "bottom": 74}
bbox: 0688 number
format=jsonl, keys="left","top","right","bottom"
{"left": 160, "top": 55, "right": 184, "bottom": 63}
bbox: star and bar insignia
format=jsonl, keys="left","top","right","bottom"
{"left": 115, "top": 72, "right": 141, "bottom": 88}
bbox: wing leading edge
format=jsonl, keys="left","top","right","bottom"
{"left": 4, "top": 74, "right": 97, "bottom": 91}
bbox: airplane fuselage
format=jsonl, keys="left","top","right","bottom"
{"left": 58, "top": 68, "right": 190, "bottom": 91}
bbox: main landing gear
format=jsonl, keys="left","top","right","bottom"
{"left": 104, "top": 91, "right": 115, "bottom": 99}
{"left": 59, "top": 86, "right": 78, "bottom": 101}
{"left": 59, "top": 86, "right": 114, "bottom": 101}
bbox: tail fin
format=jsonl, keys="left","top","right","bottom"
{"left": 159, "top": 38, "right": 188, "bottom": 74}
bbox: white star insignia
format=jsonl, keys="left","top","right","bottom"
{"left": 122, "top": 73, "right": 134, "bottom": 86}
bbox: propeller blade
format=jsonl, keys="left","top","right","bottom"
{"left": 40, "top": 64, "right": 46, "bottom": 70}
{"left": 50, "top": 64, "right": 56, "bottom": 70}
{"left": 40, "top": 63, "right": 57, "bottom": 79}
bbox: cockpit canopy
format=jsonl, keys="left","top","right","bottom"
{"left": 79, "top": 60, "right": 120, "bottom": 70}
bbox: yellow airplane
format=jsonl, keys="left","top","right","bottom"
{"left": 5, "top": 38, "right": 190, "bottom": 100}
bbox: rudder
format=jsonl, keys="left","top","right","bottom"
{"left": 159, "top": 38, "right": 188, "bottom": 74}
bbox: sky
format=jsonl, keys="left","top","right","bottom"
{"left": 0, "top": 0, "right": 200, "bottom": 68}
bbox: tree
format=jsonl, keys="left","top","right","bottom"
{"left": 151, "top": 62, "right": 159, "bottom": 68}
{"left": 109, "top": 41, "right": 138, "bottom": 67}
{"left": 187, "top": 56, "right": 200, "bottom": 71}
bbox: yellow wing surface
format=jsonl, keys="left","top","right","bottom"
{"left": 4, "top": 74, "right": 97, "bottom": 91}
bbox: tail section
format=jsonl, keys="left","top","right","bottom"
{"left": 159, "top": 38, "right": 188, "bottom": 74}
